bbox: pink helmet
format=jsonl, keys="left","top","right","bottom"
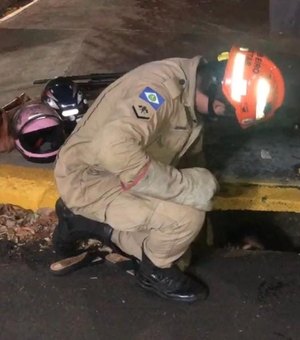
{"left": 12, "top": 102, "right": 66, "bottom": 162}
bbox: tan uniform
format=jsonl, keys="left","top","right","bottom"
{"left": 54, "top": 57, "right": 218, "bottom": 267}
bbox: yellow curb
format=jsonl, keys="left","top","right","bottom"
{"left": 0, "top": 164, "right": 58, "bottom": 211}
{"left": 214, "top": 183, "right": 300, "bottom": 212}
{"left": 1, "top": 164, "right": 300, "bottom": 213}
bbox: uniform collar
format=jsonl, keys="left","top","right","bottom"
{"left": 180, "top": 56, "right": 202, "bottom": 122}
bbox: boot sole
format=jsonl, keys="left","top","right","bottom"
{"left": 50, "top": 251, "right": 104, "bottom": 276}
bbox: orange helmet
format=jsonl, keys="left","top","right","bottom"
{"left": 221, "top": 47, "right": 285, "bottom": 128}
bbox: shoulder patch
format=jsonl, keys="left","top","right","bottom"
{"left": 139, "top": 87, "right": 165, "bottom": 110}
{"left": 132, "top": 104, "right": 150, "bottom": 119}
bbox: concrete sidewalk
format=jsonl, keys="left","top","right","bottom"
{"left": 1, "top": 0, "right": 299, "bottom": 106}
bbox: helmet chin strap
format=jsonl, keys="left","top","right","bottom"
{"left": 196, "top": 59, "right": 230, "bottom": 120}
{"left": 206, "top": 81, "right": 235, "bottom": 120}
{"left": 207, "top": 83, "right": 219, "bottom": 120}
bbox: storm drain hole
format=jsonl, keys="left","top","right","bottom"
{"left": 209, "top": 211, "right": 299, "bottom": 252}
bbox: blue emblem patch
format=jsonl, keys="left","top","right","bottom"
{"left": 139, "top": 87, "right": 165, "bottom": 110}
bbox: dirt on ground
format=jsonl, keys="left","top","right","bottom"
{"left": 0, "top": 204, "right": 57, "bottom": 259}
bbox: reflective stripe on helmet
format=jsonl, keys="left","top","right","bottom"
{"left": 62, "top": 108, "right": 79, "bottom": 117}
{"left": 230, "top": 52, "right": 247, "bottom": 103}
{"left": 256, "top": 78, "right": 271, "bottom": 120}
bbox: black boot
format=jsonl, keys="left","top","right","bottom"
{"left": 137, "top": 251, "right": 209, "bottom": 302}
{"left": 52, "top": 198, "right": 113, "bottom": 257}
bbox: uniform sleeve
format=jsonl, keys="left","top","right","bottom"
{"left": 93, "top": 84, "right": 217, "bottom": 210}
{"left": 176, "top": 133, "right": 206, "bottom": 169}
{"left": 93, "top": 83, "right": 170, "bottom": 186}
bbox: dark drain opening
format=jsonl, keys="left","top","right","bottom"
{"left": 208, "top": 211, "right": 300, "bottom": 252}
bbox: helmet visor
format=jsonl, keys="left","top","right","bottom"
{"left": 16, "top": 117, "right": 65, "bottom": 160}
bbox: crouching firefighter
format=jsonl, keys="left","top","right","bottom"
{"left": 52, "top": 46, "right": 285, "bottom": 302}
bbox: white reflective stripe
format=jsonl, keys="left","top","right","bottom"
{"left": 256, "top": 78, "right": 270, "bottom": 120}
{"left": 62, "top": 109, "right": 79, "bottom": 117}
{"left": 231, "top": 53, "right": 247, "bottom": 102}
{"left": 28, "top": 113, "right": 43, "bottom": 120}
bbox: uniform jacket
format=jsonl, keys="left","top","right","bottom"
{"left": 54, "top": 57, "right": 217, "bottom": 221}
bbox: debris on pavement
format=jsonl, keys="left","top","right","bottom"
{"left": 0, "top": 205, "right": 111, "bottom": 263}
{"left": 0, "top": 203, "right": 57, "bottom": 258}
{"left": 260, "top": 149, "right": 272, "bottom": 160}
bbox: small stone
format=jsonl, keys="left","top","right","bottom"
{"left": 260, "top": 149, "right": 272, "bottom": 160}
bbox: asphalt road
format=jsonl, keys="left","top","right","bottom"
{"left": 1, "top": 247, "right": 300, "bottom": 340}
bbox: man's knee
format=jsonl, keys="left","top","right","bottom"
{"left": 172, "top": 205, "right": 206, "bottom": 240}
{"left": 186, "top": 209, "right": 206, "bottom": 238}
